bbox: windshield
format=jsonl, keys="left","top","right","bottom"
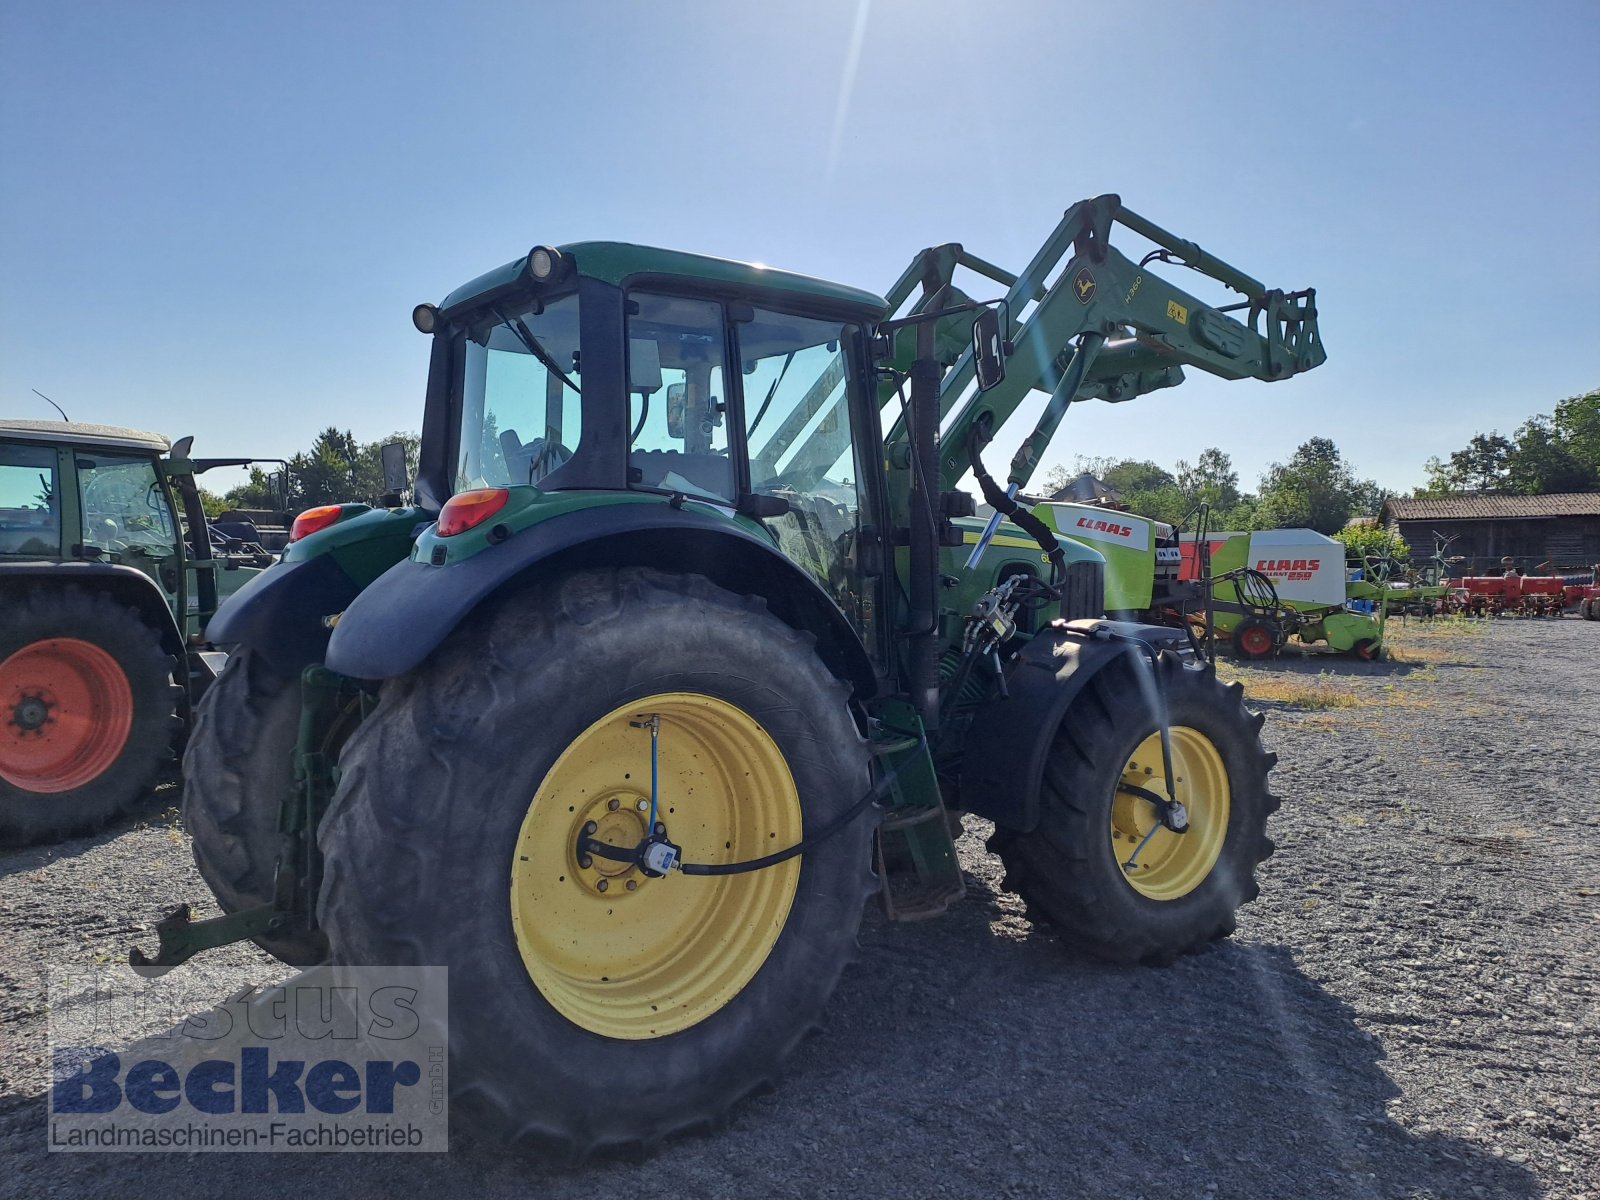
{"left": 78, "top": 453, "right": 176, "bottom": 559}
{"left": 455, "top": 291, "right": 582, "bottom": 491}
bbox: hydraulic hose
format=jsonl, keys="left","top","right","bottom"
{"left": 968, "top": 417, "right": 1068, "bottom": 609}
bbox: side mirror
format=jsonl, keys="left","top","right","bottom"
{"left": 665, "top": 383, "right": 687, "bottom": 439}
{"left": 380, "top": 441, "right": 410, "bottom": 495}
{"left": 972, "top": 308, "right": 1008, "bottom": 392}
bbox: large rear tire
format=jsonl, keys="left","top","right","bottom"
{"left": 990, "top": 652, "right": 1277, "bottom": 965}
{"left": 1, "top": 587, "right": 179, "bottom": 845}
{"left": 181, "top": 649, "right": 329, "bottom": 965}
{"left": 318, "top": 567, "right": 876, "bottom": 1154}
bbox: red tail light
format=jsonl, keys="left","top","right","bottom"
{"left": 289, "top": 505, "right": 345, "bottom": 542}
{"left": 437, "top": 488, "right": 510, "bottom": 537}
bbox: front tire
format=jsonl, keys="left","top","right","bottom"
{"left": 318, "top": 567, "right": 875, "bottom": 1153}
{"left": 990, "top": 652, "right": 1277, "bottom": 965}
{"left": 1, "top": 587, "right": 179, "bottom": 845}
{"left": 181, "top": 649, "right": 329, "bottom": 965}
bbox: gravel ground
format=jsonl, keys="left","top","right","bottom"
{"left": 1, "top": 617, "right": 1595, "bottom": 1199}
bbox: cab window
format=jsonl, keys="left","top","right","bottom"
{"left": 77, "top": 453, "right": 176, "bottom": 560}
{"left": 627, "top": 293, "right": 734, "bottom": 503}
{"left": 738, "top": 309, "right": 872, "bottom": 628}
{"left": 0, "top": 442, "right": 60, "bottom": 556}
{"left": 457, "top": 291, "right": 582, "bottom": 491}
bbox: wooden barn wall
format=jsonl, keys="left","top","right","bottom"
{"left": 1393, "top": 515, "right": 1600, "bottom": 570}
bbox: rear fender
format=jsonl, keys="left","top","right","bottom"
{"left": 324, "top": 503, "right": 877, "bottom": 695}
{"left": 959, "top": 619, "right": 1191, "bottom": 833}
{"left": 203, "top": 554, "right": 362, "bottom": 676}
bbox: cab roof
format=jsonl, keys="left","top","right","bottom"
{"left": 0, "top": 420, "right": 169, "bottom": 453}
{"left": 439, "top": 241, "right": 889, "bottom": 321}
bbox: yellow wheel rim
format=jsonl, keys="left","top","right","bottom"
{"left": 509, "top": 692, "right": 802, "bottom": 1040}
{"left": 1109, "top": 728, "right": 1230, "bottom": 901}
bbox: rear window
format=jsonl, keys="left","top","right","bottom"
{"left": 0, "top": 442, "right": 60, "bottom": 556}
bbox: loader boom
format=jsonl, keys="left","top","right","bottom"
{"left": 883, "top": 194, "right": 1324, "bottom": 494}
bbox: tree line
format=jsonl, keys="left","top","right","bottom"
{"left": 1042, "top": 436, "right": 1384, "bottom": 536}
{"left": 202, "top": 427, "right": 419, "bottom": 517}
{"left": 1419, "top": 387, "right": 1599, "bottom": 495}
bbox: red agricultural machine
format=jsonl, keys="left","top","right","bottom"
{"left": 1449, "top": 569, "right": 1600, "bottom": 619}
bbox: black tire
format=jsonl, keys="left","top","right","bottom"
{"left": 1352, "top": 638, "right": 1381, "bottom": 662}
{"left": 181, "top": 649, "right": 329, "bottom": 965}
{"left": 1232, "top": 616, "right": 1277, "bottom": 661}
{"left": 317, "top": 567, "right": 876, "bottom": 1154}
{"left": 0, "top": 586, "right": 180, "bottom": 845}
{"left": 989, "top": 651, "right": 1277, "bottom": 965}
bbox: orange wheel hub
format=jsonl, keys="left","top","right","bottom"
{"left": 1, "top": 639, "right": 133, "bottom": 793}
{"left": 1237, "top": 624, "right": 1274, "bottom": 658}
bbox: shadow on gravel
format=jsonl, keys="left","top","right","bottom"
{"left": 3, "top": 877, "right": 1543, "bottom": 1200}
{"left": 0, "top": 774, "right": 178, "bottom": 881}
{"left": 1233, "top": 653, "right": 1427, "bottom": 680}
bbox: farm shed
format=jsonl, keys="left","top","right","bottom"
{"left": 1380, "top": 493, "right": 1600, "bottom": 573}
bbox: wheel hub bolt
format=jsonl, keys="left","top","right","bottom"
{"left": 607, "top": 798, "right": 620, "bottom": 811}
{"left": 596, "top": 879, "right": 608, "bottom": 893}
{"left": 625, "top": 880, "right": 637, "bottom": 891}
{"left": 578, "top": 855, "right": 593, "bottom": 870}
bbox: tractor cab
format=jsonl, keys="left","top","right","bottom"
{"left": 410, "top": 243, "right": 894, "bottom": 661}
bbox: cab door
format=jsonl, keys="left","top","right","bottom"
{"left": 732, "top": 307, "right": 886, "bottom": 663}
{"left": 75, "top": 451, "right": 184, "bottom": 626}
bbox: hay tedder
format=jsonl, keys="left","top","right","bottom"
{"left": 130, "top": 196, "right": 1325, "bottom": 1152}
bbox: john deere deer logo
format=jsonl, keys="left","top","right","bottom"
{"left": 1073, "top": 267, "right": 1096, "bottom": 304}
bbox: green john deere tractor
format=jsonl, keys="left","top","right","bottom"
{"left": 138, "top": 195, "right": 1325, "bottom": 1151}
{"left": 0, "top": 421, "right": 273, "bottom": 843}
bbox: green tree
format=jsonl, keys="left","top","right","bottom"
{"left": 198, "top": 488, "right": 230, "bottom": 519}
{"left": 1176, "top": 447, "right": 1241, "bottom": 510}
{"left": 1422, "top": 391, "right": 1600, "bottom": 497}
{"left": 1505, "top": 415, "right": 1595, "bottom": 494}
{"left": 1446, "top": 433, "right": 1515, "bottom": 492}
{"left": 1255, "top": 437, "right": 1384, "bottom": 533}
{"left": 1101, "top": 459, "right": 1174, "bottom": 494}
{"left": 1552, "top": 388, "right": 1600, "bottom": 472}
{"left": 1333, "top": 523, "right": 1411, "bottom": 566}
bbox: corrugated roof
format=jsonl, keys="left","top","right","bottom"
{"left": 1383, "top": 493, "right": 1600, "bottom": 521}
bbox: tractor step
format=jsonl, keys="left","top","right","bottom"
{"left": 874, "top": 804, "right": 966, "bottom": 922}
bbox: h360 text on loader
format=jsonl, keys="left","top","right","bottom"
{"left": 134, "top": 195, "right": 1325, "bottom": 1153}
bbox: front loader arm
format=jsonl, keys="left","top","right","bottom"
{"left": 923, "top": 194, "right": 1324, "bottom": 493}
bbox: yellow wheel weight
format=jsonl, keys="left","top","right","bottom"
{"left": 509, "top": 692, "right": 802, "bottom": 1039}
{"left": 1109, "top": 727, "right": 1231, "bottom": 901}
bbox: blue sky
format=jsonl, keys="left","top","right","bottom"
{"left": 2, "top": 0, "right": 1596, "bottom": 497}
